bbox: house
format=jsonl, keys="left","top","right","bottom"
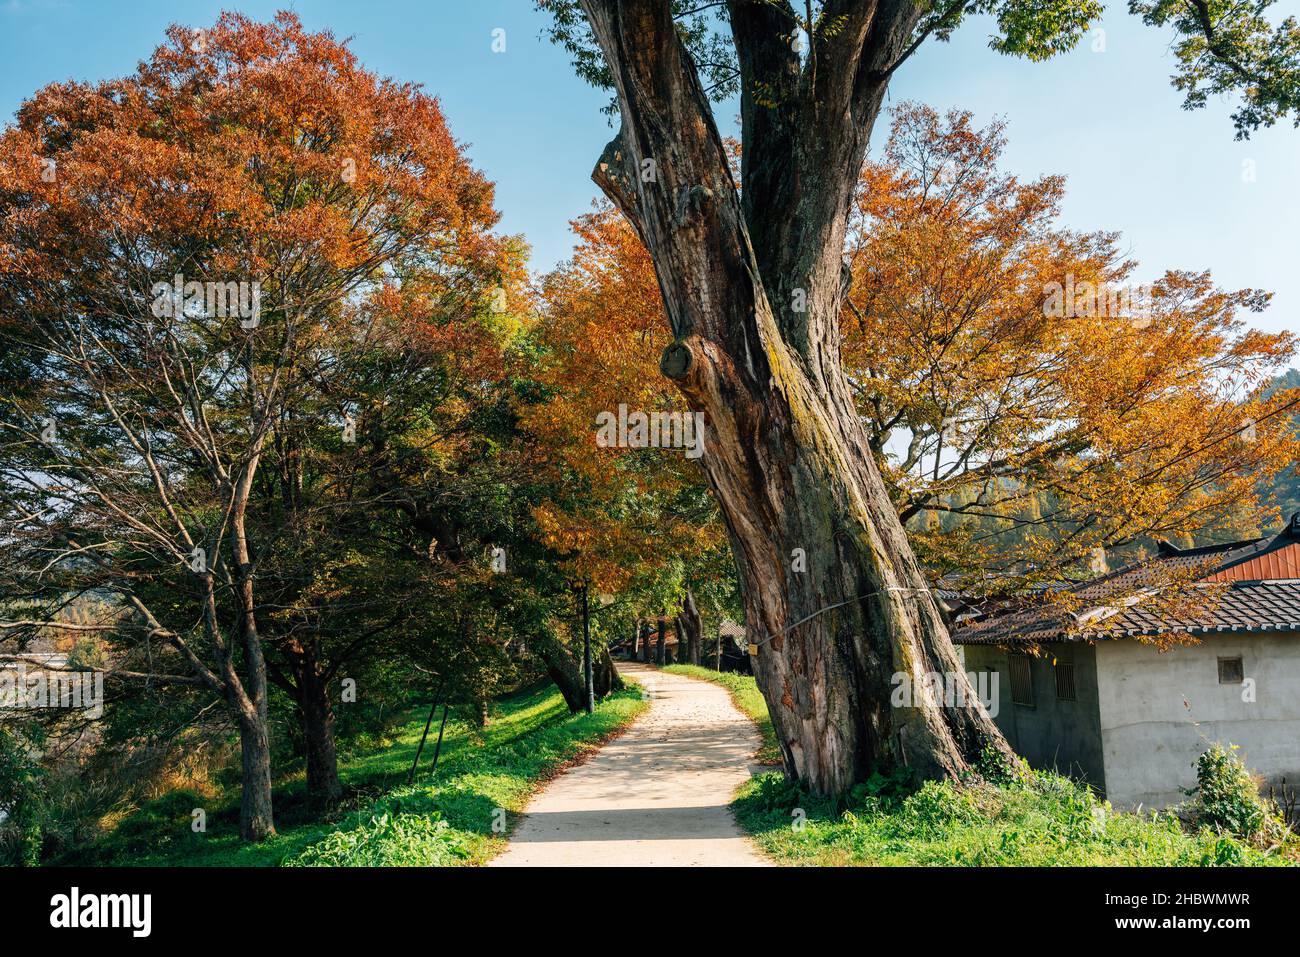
{"left": 954, "top": 516, "right": 1300, "bottom": 809}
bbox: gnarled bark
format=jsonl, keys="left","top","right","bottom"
{"left": 579, "top": 0, "right": 1013, "bottom": 794}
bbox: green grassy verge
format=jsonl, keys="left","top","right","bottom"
{"left": 77, "top": 681, "right": 648, "bottom": 867}
{"left": 736, "top": 771, "right": 1296, "bottom": 866}
{"left": 666, "top": 666, "right": 1297, "bottom": 867}
{"left": 662, "top": 664, "right": 781, "bottom": 765}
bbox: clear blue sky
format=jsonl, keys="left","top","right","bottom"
{"left": 2, "top": 0, "right": 1297, "bottom": 342}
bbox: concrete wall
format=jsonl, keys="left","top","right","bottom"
{"left": 961, "top": 642, "right": 1106, "bottom": 791}
{"left": 1095, "top": 632, "right": 1300, "bottom": 809}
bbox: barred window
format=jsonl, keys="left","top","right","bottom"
{"left": 1054, "top": 659, "right": 1077, "bottom": 701}
{"left": 1009, "top": 654, "right": 1034, "bottom": 707}
{"left": 1218, "top": 656, "right": 1244, "bottom": 685}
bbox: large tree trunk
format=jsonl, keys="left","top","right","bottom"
{"left": 534, "top": 633, "right": 587, "bottom": 712}
{"left": 579, "top": 0, "right": 1013, "bottom": 797}
{"left": 235, "top": 705, "right": 275, "bottom": 842}
{"left": 298, "top": 662, "right": 343, "bottom": 805}
{"left": 654, "top": 618, "right": 666, "bottom": 665}
{"left": 594, "top": 643, "right": 624, "bottom": 697}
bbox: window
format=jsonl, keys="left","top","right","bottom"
{"left": 1054, "top": 657, "right": 1077, "bottom": 701}
{"left": 1218, "top": 656, "right": 1244, "bottom": 685}
{"left": 1009, "top": 654, "right": 1034, "bottom": 707}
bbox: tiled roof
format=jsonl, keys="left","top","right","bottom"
{"left": 953, "top": 520, "right": 1300, "bottom": 645}
{"left": 1103, "top": 580, "right": 1300, "bottom": 637}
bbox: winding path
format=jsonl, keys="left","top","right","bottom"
{"left": 490, "top": 662, "right": 769, "bottom": 867}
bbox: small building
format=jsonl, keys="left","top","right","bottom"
{"left": 954, "top": 518, "right": 1300, "bottom": 809}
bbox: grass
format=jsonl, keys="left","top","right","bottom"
{"left": 736, "top": 771, "right": 1297, "bottom": 866}
{"left": 666, "top": 665, "right": 1298, "bottom": 867}
{"left": 663, "top": 663, "right": 781, "bottom": 765}
{"left": 73, "top": 680, "right": 648, "bottom": 867}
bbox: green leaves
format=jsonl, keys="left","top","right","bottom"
{"left": 1131, "top": 0, "right": 1300, "bottom": 138}
{"left": 285, "top": 808, "right": 471, "bottom": 866}
{"left": 536, "top": 0, "right": 741, "bottom": 108}
{"left": 981, "top": 0, "right": 1104, "bottom": 60}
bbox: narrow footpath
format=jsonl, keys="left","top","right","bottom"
{"left": 491, "top": 662, "right": 769, "bottom": 867}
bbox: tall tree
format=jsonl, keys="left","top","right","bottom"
{"left": 846, "top": 104, "right": 1300, "bottom": 586}
{"left": 0, "top": 12, "right": 509, "bottom": 836}
{"left": 539, "top": 0, "right": 1300, "bottom": 794}
{"left": 529, "top": 209, "right": 740, "bottom": 683}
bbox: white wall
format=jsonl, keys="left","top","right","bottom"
{"left": 1095, "top": 632, "right": 1300, "bottom": 809}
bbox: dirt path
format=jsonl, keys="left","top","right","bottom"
{"left": 490, "top": 662, "right": 769, "bottom": 867}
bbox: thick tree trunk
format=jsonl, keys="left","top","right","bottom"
{"left": 654, "top": 618, "right": 666, "bottom": 665}
{"left": 292, "top": 649, "right": 343, "bottom": 805}
{"left": 300, "top": 672, "right": 343, "bottom": 805}
{"left": 708, "top": 386, "right": 1012, "bottom": 791}
{"left": 680, "top": 591, "right": 703, "bottom": 665}
{"left": 535, "top": 634, "right": 587, "bottom": 712}
{"left": 235, "top": 706, "right": 275, "bottom": 841}
{"left": 593, "top": 643, "right": 624, "bottom": 697}
{"left": 579, "top": 0, "right": 1013, "bottom": 797}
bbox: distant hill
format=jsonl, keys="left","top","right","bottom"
{"left": 1261, "top": 369, "right": 1300, "bottom": 529}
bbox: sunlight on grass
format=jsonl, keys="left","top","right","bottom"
{"left": 666, "top": 665, "right": 1298, "bottom": 867}
{"left": 80, "top": 681, "right": 648, "bottom": 867}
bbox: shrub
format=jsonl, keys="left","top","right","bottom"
{"left": 285, "top": 809, "right": 470, "bottom": 867}
{"left": 891, "top": 780, "right": 982, "bottom": 837}
{"left": 0, "top": 727, "right": 45, "bottom": 866}
{"left": 745, "top": 771, "right": 805, "bottom": 812}
{"left": 974, "top": 743, "right": 1028, "bottom": 788}
{"left": 1187, "top": 744, "right": 1276, "bottom": 841}
{"left": 848, "top": 766, "right": 913, "bottom": 813}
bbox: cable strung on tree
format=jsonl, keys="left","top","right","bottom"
{"left": 746, "top": 586, "right": 931, "bottom": 653}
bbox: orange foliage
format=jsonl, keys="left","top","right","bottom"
{"left": 533, "top": 105, "right": 1300, "bottom": 590}
{"left": 527, "top": 209, "right": 720, "bottom": 590}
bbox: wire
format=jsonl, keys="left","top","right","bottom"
{"left": 747, "top": 585, "right": 931, "bottom": 650}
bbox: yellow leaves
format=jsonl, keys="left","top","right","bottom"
{"left": 849, "top": 104, "right": 1298, "bottom": 581}
{"left": 529, "top": 207, "right": 718, "bottom": 582}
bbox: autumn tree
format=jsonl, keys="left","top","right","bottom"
{"left": 539, "top": 0, "right": 1300, "bottom": 795}
{"left": 528, "top": 209, "right": 740, "bottom": 689}
{"left": 847, "top": 104, "right": 1300, "bottom": 589}
{"left": 0, "top": 13, "right": 511, "bottom": 836}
